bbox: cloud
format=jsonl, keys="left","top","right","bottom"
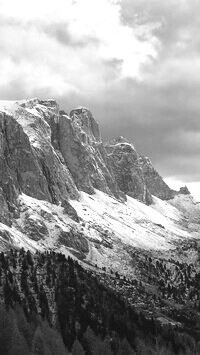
{"left": 0, "top": 0, "right": 158, "bottom": 99}
{"left": 43, "top": 23, "right": 101, "bottom": 48}
{"left": 0, "top": 0, "right": 200, "bottom": 184}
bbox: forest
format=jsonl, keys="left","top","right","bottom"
{"left": 0, "top": 249, "right": 200, "bottom": 354}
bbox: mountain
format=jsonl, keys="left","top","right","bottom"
{"left": 1, "top": 98, "right": 200, "bottom": 354}
{"left": 0, "top": 98, "right": 198, "bottom": 269}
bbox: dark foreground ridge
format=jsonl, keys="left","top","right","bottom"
{"left": 0, "top": 249, "right": 200, "bottom": 354}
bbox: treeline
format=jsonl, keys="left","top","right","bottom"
{"left": 0, "top": 249, "right": 200, "bottom": 354}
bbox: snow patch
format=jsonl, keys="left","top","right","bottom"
{"left": 25, "top": 107, "right": 41, "bottom": 118}
{"left": 0, "top": 222, "right": 39, "bottom": 252}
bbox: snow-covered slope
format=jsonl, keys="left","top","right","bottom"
{"left": 0, "top": 188, "right": 198, "bottom": 274}
{"left": 71, "top": 190, "right": 189, "bottom": 251}
{"left": 169, "top": 194, "right": 200, "bottom": 233}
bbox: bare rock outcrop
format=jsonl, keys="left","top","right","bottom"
{"left": 105, "top": 137, "right": 152, "bottom": 204}
{"left": 0, "top": 110, "right": 51, "bottom": 224}
{"left": 15, "top": 99, "right": 79, "bottom": 203}
{"left": 179, "top": 185, "right": 190, "bottom": 195}
{"left": 0, "top": 100, "right": 79, "bottom": 214}
{"left": 56, "top": 107, "right": 121, "bottom": 198}
{"left": 139, "top": 156, "right": 176, "bottom": 200}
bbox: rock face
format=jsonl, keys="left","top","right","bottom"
{"left": 0, "top": 100, "right": 79, "bottom": 225}
{"left": 0, "top": 188, "right": 11, "bottom": 226}
{"left": 24, "top": 212, "right": 49, "bottom": 241}
{"left": 105, "top": 137, "right": 152, "bottom": 204}
{"left": 61, "top": 199, "right": 80, "bottom": 223}
{"left": 139, "top": 156, "right": 176, "bottom": 200}
{"left": 0, "top": 110, "right": 51, "bottom": 225}
{"left": 55, "top": 107, "right": 121, "bottom": 198}
{"left": 70, "top": 107, "right": 100, "bottom": 142}
{"left": 179, "top": 186, "right": 190, "bottom": 195}
{"left": 14, "top": 99, "right": 79, "bottom": 204}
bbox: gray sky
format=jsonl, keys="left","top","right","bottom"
{"left": 0, "top": 0, "right": 200, "bottom": 195}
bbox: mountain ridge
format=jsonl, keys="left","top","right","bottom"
{"left": 0, "top": 98, "right": 187, "bottom": 209}
{"left": 0, "top": 97, "right": 197, "bottom": 275}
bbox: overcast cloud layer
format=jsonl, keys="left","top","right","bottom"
{"left": 0, "top": 0, "right": 200, "bottom": 194}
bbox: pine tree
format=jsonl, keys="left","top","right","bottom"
{"left": 41, "top": 320, "right": 67, "bottom": 355}
{"left": 117, "top": 338, "right": 135, "bottom": 355}
{"left": 72, "top": 339, "right": 85, "bottom": 355}
{"left": 31, "top": 326, "right": 47, "bottom": 355}
{"left": 8, "top": 309, "right": 30, "bottom": 355}
{"left": 15, "top": 304, "right": 33, "bottom": 349}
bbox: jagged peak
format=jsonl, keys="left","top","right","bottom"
{"left": 0, "top": 98, "right": 60, "bottom": 117}
{"left": 69, "top": 106, "right": 94, "bottom": 125}
{"left": 38, "top": 99, "right": 59, "bottom": 108}
{"left": 114, "top": 136, "right": 129, "bottom": 143}
{"left": 19, "top": 98, "right": 59, "bottom": 109}
{"left": 20, "top": 97, "right": 39, "bottom": 105}
{"left": 139, "top": 155, "right": 152, "bottom": 165}
{"left": 106, "top": 136, "right": 135, "bottom": 150}
{"left": 179, "top": 185, "right": 190, "bottom": 195}
{"left": 59, "top": 109, "right": 70, "bottom": 117}
{"left": 69, "top": 106, "right": 100, "bottom": 142}
{"left": 70, "top": 106, "right": 90, "bottom": 115}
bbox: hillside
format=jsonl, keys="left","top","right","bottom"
{"left": 0, "top": 249, "right": 200, "bottom": 354}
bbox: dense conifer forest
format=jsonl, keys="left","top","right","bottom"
{"left": 0, "top": 249, "right": 200, "bottom": 354}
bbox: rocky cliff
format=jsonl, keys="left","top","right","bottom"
{"left": 55, "top": 107, "right": 121, "bottom": 198}
{"left": 139, "top": 156, "right": 176, "bottom": 200}
{"left": 0, "top": 98, "right": 184, "bottom": 227}
{"left": 0, "top": 100, "right": 81, "bottom": 226}
{"left": 105, "top": 137, "right": 152, "bottom": 204}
